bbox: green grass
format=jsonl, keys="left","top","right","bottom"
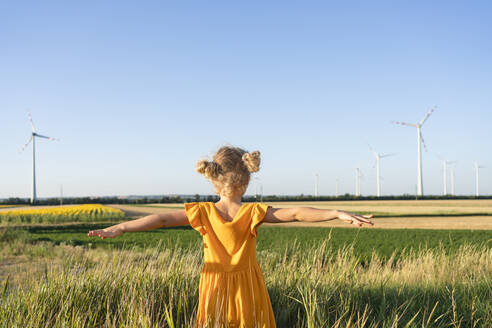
{"left": 1, "top": 237, "right": 491, "bottom": 327}
{"left": 2, "top": 203, "right": 491, "bottom": 327}
{"left": 3, "top": 224, "right": 491, "bottom": 262}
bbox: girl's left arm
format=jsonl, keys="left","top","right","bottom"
{"left": 88, "top": 210, "right": 188, "bottom": 239}
{"left": 264, "top": 207, "right": 373, "bottom": 227}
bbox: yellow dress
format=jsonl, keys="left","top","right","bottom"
{"left": 184, "top": 202, "right": 276, "bottom": 328}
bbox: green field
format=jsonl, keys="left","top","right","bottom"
{"left": 1, "top": 200, "right": 492, "bottom": 327}
{"left": 2, "top": 223, "right": 492, "bottom": 262}
{"left": 1, "top": 223, "right": 492, "bottom": 327}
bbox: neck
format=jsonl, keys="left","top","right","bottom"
{"left": 218, "top": 194, "right": 242, "bottom": 205}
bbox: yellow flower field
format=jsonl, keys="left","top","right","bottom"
{"left": 0, "top": 204, "right": 125, "bottom": 224}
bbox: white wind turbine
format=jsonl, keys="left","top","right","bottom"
{"left": 392, "top": 106, "right": 436, "bottom": 197}
{"left": 355, "top": 167, "right": 364, "bottom": 197}
{"left": 20, "top": 111, "right": 58, "bottom": 203}
{"left": 439, "top": 157, "right": 456, "bottom": 195}
{"left": 474, "top": 162, "right": 485, "bottom": 197}
{"left": 314, "top": 173, "right": 319, "bottom": 198}
{"left": 369, "top": 146, "right": 396, "bottom": 197}
{"left": 253, "top": 177, "right": 260, "bottom": 201}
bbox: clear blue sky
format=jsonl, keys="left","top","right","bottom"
{"left": 1, "top": 1, "right": 491, "bottom": 198}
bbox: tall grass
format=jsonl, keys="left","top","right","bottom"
{"left": 1, "top": 239, "right": 491, "bottom": 327}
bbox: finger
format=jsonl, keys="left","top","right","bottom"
{"left": 354, "top": 216, "right": 370, "bottom": 223}
{"left": 359, "top": 218, "right": 374, "bottom": 226}
{"left": 353, "top": 216, "right": 373, "bottom": 226}
{"left": 351, "top": 220, "right": 362, "bottom": 227}
{"left": 90, "top": 231, "right": 105, "bottom": 238}
{"left": 356, "top": 215, "right": 373, "bottom": 224}
{"left": 364, "top": 214, "right": 374, "bottom": 219}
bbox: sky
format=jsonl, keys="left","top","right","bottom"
{"left": 1, "top": 1, "right": 491, "bottom": 198}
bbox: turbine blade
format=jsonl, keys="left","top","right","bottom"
{"left": 380, "top": 153, "right": 397, "bottom": 158}
{"left": 20, "top": 136, "right": 33, "bottom": 153}
{"left": 392, "top": 121, "right": 417, "bottom": 127}
{"left": 420, "top": 131, "right": 428, "bottom": 152}
{"left": 35, "top": 133, "right": 58, "bottom": 141}
{"left": 27, "top": 110, "right": 36, "bottom": 132}
{"left": 420, "top": 106, "right": 436, "bottom": 125}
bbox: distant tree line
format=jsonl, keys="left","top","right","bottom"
{"left": 1, "top": 193, "right": 491, "bottom": 206}
{"left": 242, "top": 194, "right": 492, "bottom": 202}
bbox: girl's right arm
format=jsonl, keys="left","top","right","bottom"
{"left": 264, "top": 207, "right": 373, "bottom": 227}
{"left": 88, "top": 210, "right": 188, "bottom": 239}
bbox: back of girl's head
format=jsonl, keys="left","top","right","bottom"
{"left": 196, "top": 146, "right": 260, "bottom": 197}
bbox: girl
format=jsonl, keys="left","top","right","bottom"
{"left": 88, "top": 146, "right": 373, "bottom": 327}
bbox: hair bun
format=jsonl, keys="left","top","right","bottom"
{"left": 196, "top": 159, "right": 221, "bottom": 179}
{"left": 242, "top": 151, "right": 260, "bottom": 173}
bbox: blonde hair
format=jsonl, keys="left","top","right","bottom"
{"left": 196, "top": 146, "right": 261, "bottom": 197}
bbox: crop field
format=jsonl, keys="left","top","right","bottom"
{"left": 111, "top": 199, "right": 492, "bottom": 230}
{"left": 0, "top": 205, "right": 23, "bottom": 209}
{"left": 1, "top": 199, "right": 491, "bottom": 327}
{"left": 0, "top": 204, "right": 125, "bottom": 224}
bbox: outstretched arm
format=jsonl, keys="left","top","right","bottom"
{"left": 264, "top": 207, "right": 373, "bottom": 227}
{"left": 88, "top": 210, "right": 188, "bottom": 239}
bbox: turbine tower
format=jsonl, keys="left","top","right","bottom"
{"left": 355, "top": 167, "right": 362, "bottom": 197}
{"left": 370, "top": 146, "right": 396, "bottom": 197}
{"left": 20, "top": 111, "right": 58, "bottom": 203}
{"left": 253, "top": 177, "right": 260, "bottom": 201}
{"left": 474, "top": 162, "right": 485, "bottom": 197}
{"left": 314, "top": 173, "right": 319, "bottom": 198}
{"left": 392, "top": 106, "right": 436, "bottom": 197}
{"left": 440, "top": 159, "right": 456, "bottom": 195}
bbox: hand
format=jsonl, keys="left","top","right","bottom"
{"left": 88, "top": 227, "right": 124, "bottom": 239}
{"left": 337, "top": 210, "right": 374, "bottom": 227}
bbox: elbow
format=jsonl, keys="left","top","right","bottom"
{"left": 292, "top": 208, "right": 303, "bottom": 222}
{"left": 156, "top": 214, "right": 168, "bottom": 228}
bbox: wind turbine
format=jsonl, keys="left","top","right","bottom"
{"left": 253, "top": 177, "right": 260, "bottom": 201}
{"left": 20, "top": 111, "right": 58, "bottom": 203}
{"left": 474, "top": 162, "right": 485, "bottom": 197}
{"left": 370, "top": 146, "right": 396, "bottom": 197}
{"left": 392, "top": 106, "right": 436, "bottom": 197}
{"left": 355, "top": 167, "right": 363, "bottom": 197}
{"left": 314, "top": 173, "right": 319, "bottom": 198}
{"left": 439, "top": 159, "right": 456, "bottom": 195}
